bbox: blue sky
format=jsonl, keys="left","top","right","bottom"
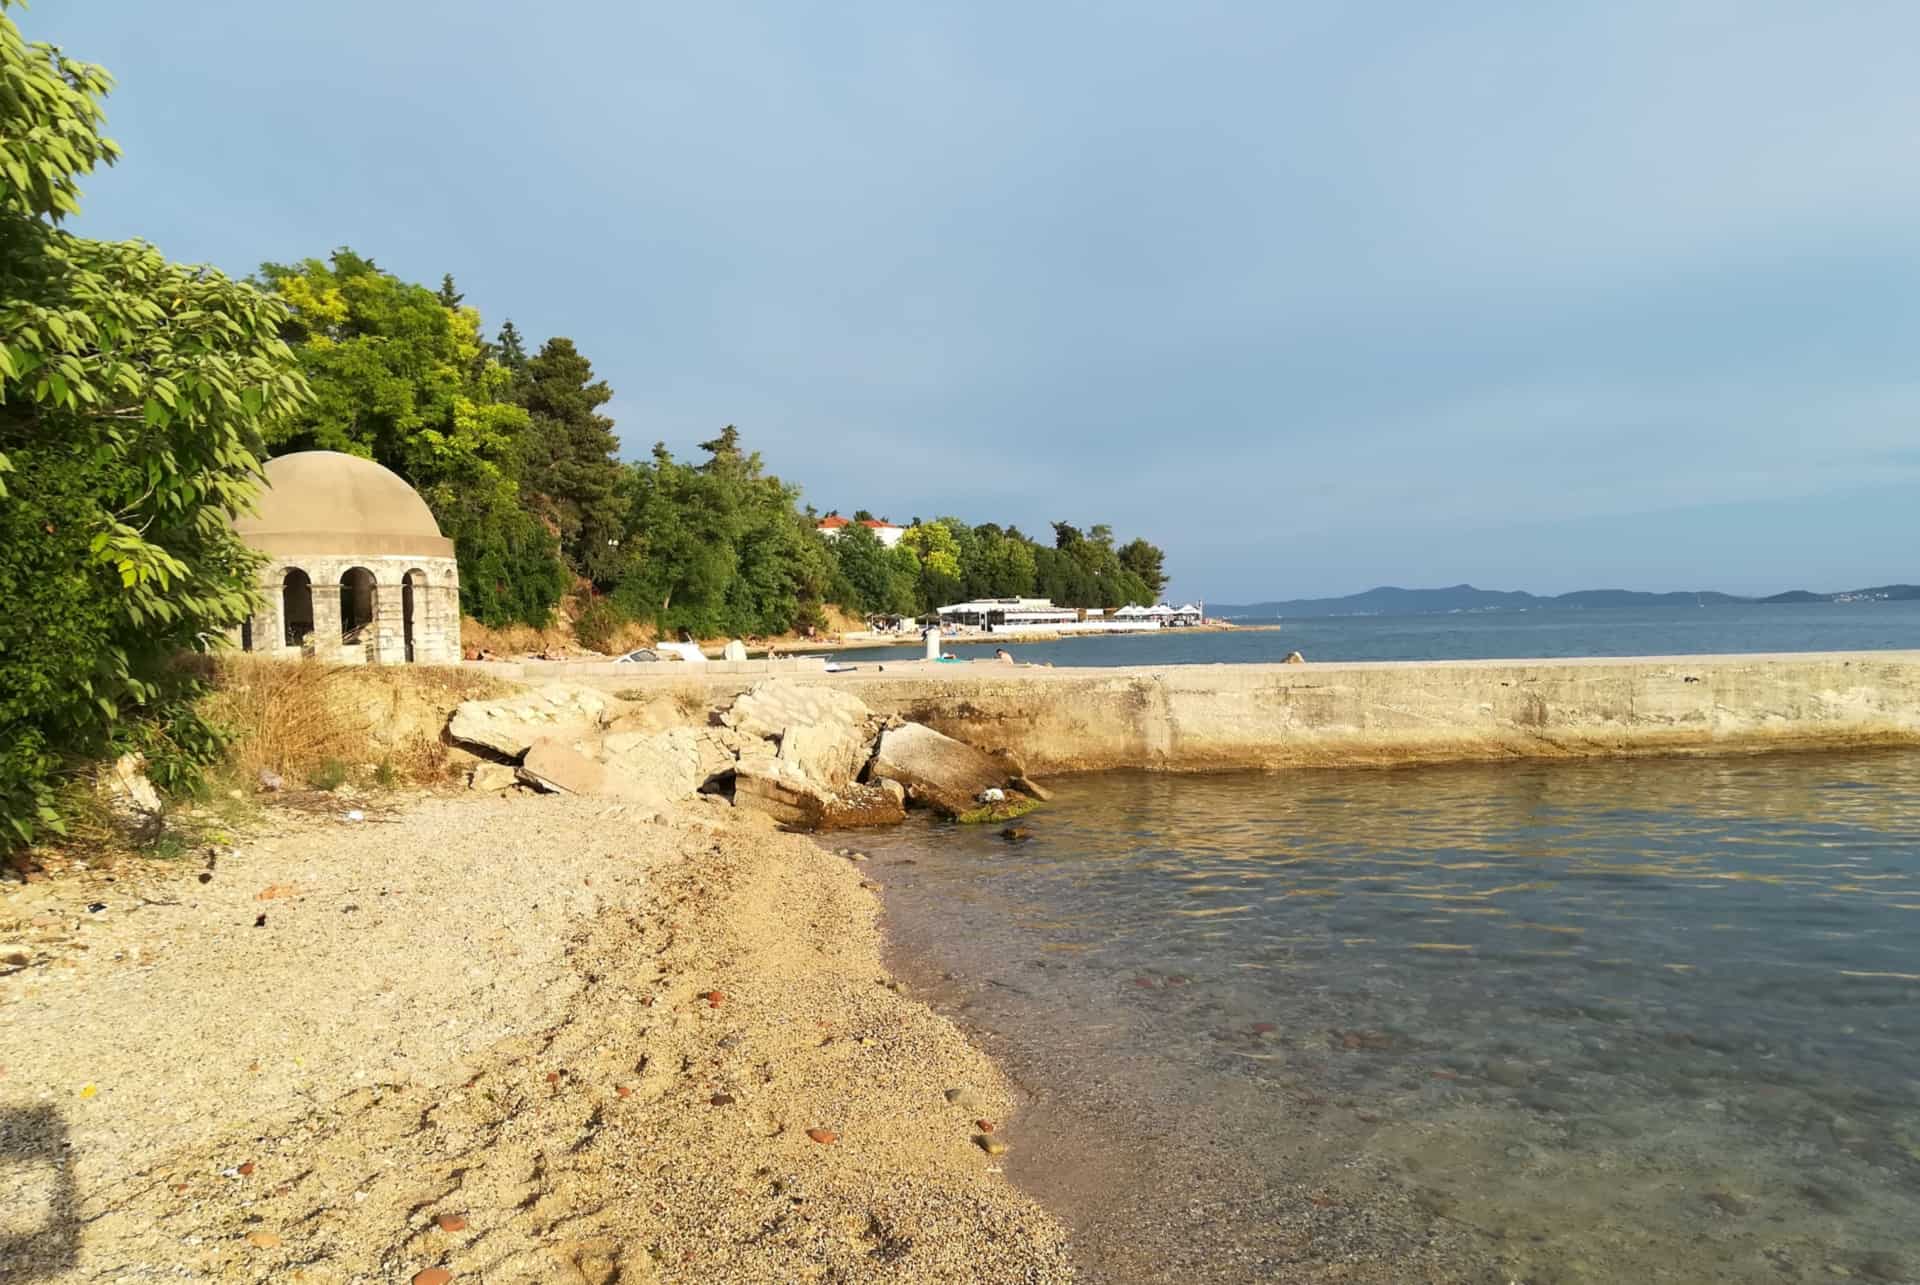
{"left": 38, "top": 1, "right": 1920, "bottom": 601}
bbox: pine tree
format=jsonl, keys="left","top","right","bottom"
{"left": 495, "top": 319, "right": 530, "bottom": 383}
{"left": 518, "top": 337, "right": 625, "bottom": 584}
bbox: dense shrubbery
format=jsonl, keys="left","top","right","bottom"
{"left": 1, "top": 4, "right": 310, "bottom": 850}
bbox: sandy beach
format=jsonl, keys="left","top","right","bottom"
{"left": 0, "top": 792, "right": 1071, "bottom": 1283}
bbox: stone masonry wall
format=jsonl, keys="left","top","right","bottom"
{"left": 230, "top": 553, "right": 461, "bottom": 665}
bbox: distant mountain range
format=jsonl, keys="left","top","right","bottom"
{"left": 1211, "top": 583, "right": 1920, "bottom": 619}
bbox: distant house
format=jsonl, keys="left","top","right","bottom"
{"left": 816, "top": 514, "right": 905, "bottom": 549}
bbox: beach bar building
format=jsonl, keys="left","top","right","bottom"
{"left": 227, "top": 451, "right": 462, "bottom": 664}
{"left": 936, "top": 597, "right": 1079, "bottom": 630}
{"left": 939, "top": 598, "right": 1164, "bottom": 634}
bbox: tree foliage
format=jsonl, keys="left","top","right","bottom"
{"left": 258, "top": 249, "right": 564, "bottom": 627}
{"left": 1, "top": 4, "right": 308, "bottom": 846}
{"left": 822, "top": 509, "right": 1165, "bottom": 618}
{"left": 515, "top": 337, "right": 625, "bottom": 585}
{"left": 612, "top": 429, "right": 834, "bottom": 638}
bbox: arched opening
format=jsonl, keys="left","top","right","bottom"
{"left": 241, "top": 616, "right": 254, "bottom": 652}
{"left": 281, "top": 569, "right": 314, "bottom": 647}
{"left": 402, "top": 568, "right": 427, "bottom": 662}
{"left": 340, "top": 567, "right": 376, "bottom": 644}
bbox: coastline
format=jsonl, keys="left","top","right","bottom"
{"left": 0, "top": 794, "right": 1073, "bottom": 1282}
{"left": 753, "top": 621, "right": 1276, "bottom": 656}
{"left": 15, "top": 648, "right": 1920, "bottom": 1279}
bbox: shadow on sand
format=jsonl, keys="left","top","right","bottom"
{"left": 0, "top": 1104, "right": 79, "bottom": 1279}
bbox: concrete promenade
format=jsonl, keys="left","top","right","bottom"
{"left": 586, "top": 650, "right": 1920, "bottom": 773}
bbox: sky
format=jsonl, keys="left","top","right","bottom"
{"left": 35, "top": 1, "right": 1920, "bottom": 602}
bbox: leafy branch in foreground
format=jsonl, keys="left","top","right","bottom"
{"left": 1, "top": 3, "right": 308, "bottom": 850}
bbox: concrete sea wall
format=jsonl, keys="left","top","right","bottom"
{"left": 631, "top": 651, "right": 1920, "bottom": 773}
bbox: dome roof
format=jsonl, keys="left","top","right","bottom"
{"left": 234, "top": 451, "right": 454, "bottom": 558}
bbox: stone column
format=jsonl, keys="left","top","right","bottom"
{"left": 370, "top": 579, "right": 403, "bottom": 664}
{"left": 255, "top": 570, "right": 281, "bottom": 655}
{"left": 311, "top": 583, "right": 342, "bottom": 659}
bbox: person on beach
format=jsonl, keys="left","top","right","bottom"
{"left": 995, "top": 648, "right": 1015, "bottom": 664}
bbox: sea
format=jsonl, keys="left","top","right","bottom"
{"left": 832, "top": 600, "right": 1920, "bottom": 668}
{"left": 849, "top": 603, "right": 1920, "bottom": 1282}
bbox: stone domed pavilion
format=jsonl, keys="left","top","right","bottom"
{"left": 229, "top": 451, "right": 461, "bottom": 664}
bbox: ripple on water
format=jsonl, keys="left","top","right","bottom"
{"left": 873, "top": 749, "right": 1920, "bottom": 1284}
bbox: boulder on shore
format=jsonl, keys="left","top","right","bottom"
{"left": 870, "top": 723, "right": 1015, "bottom": 817}
{"left": 733, "top": 757, "right": 905, "bottom": 830}
{"left": 600, "top": 727, "right": 734, "bottom": 799}
{"left": 724, "top": 680, "right": 876, "bottom": 790}
{"left": 467, "top": 762, "right": 518, "bottom": 792}
{"left": 448, "top": 684, "right": 611, "bottom": 758}
{"left": 515, "top": 738, "right": 606, "bottom": 796}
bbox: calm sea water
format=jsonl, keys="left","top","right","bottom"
{"left": 832, "top": 601, "right": 1920, "bottom": 667}
{"left": 867, "top": 751, "right": 1920, "bottom": 1283}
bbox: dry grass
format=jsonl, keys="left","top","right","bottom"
{"left": 461, "top": 612, "right": 659, "bottom": 658}
{"left": 462, "top": 596, "right": 867, "bottom": 661}
{"left": 202, "top": 656, "right": 511, "bottom": 790}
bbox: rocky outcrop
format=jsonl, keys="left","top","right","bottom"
{"left": 516, "top": 739, "right": 608, "bottom": 796}
{"left": 448, "top": 684, "right": 611, "bottom": 757}
{"left": 519, "top": 738, "right": 672, "bottom": 813}
{"left": 715, "top": 681, "right": 929, "bottom": 829}
{"left": 732, "top": 758, "right": 906, "bottom": 830}
{"left": 601, "top": 727, "right": 734, "bottom": 798}
{"left": 870, "top": 723, "right": 1016, "bottom": 817}
{"left": 443, "top": 676, "right": 1047, "bottom": 831}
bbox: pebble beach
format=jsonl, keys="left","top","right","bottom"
{"left": 0, "top": 793, "right": 1072, "bottom": 1283}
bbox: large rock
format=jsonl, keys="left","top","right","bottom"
{"left": 724, "top": 679, "right": 871, "bottom": 741}
{"left": 468, "top": 762, "right": 518, "bottom": 792}
{"left": 870, "top": 723, "right": 1014, "bottom": 817}
{"left": 724, "top": 680, "right": 875, "bottom": 790}
{"left": 599, "top": 727, "right": 733, "bottom": 799}
{"left": 515, "top": 738, "right": 607, "bottom": 795}
{"left": 99, "top": 752, "right": 163, "bottom": 838}
{"left": 448, "top": 684, "right": 611, "bottom": 757}
{"left": 518, "top": 738, "right": 670, "bottom": 812}
{"left": 733, "top": 758, "right": 905, "bottom": 831}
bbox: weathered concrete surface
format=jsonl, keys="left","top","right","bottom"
{"left": 591, "top": 652, "right": 1920, "bottom": 773}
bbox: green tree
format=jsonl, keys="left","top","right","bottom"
{"left": 901, "top": 520, "right": 962, "bottom": 610}
{"left": 831, "top": 520, "right": 901, "bottom": 615}
{"left": 259, "top": 250, "right": 563, "bottom": 626}
{"left": 495, "top": 318, "right": 529, "bottom": 382}
{"left": 517, "top": 336, "right": 625, "bottom": 584}
{"left": 1119, "top": 536, "right": 1168, "bottom": 598}
{"left": 614, "top": 428, "right": 834, "bottom": 637}
{"left": 1, "top": 5, "right": 308, "bottom": 845}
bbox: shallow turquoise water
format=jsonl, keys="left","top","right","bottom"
{"left": 869, "top": 751, "right": 1920, "bottom": 1282}
{"left": 831, "top": 600, "right": 1920, "bottom": 667}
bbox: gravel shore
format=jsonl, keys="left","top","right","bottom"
{"left": 0, "top": 793, "right": 1072, "bottom": 1282}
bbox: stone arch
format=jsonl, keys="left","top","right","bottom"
{"left": 282, "top": 569, "right": 314, "bottom": 647}
{"left": 402, "top": 567, "right": 428, "bottom": 663}
{"left": 339, "top": 567, "right": 376, "bottom": 643}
